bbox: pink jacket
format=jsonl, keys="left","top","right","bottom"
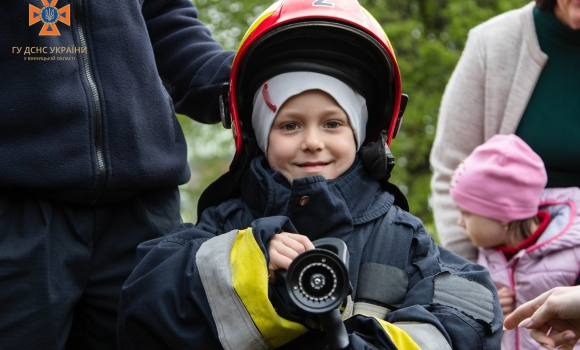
{"left": 478, "top": 187, "right": 580, "bottom": 350}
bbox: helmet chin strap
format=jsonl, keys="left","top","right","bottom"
{"left": 359, "top": 92, "right": 408, "bottom": 179}
{"left": 359, "top": 132, "right": 395, "bottom": 181}
{"left": 219, "top": 83, "right": 231, "bottom": 129}
{"left": 358, "top": 129, "right": 409, "bottom": 212}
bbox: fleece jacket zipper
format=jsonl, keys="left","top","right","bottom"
{"left": 74, "top": 0, "right": 106, "bottom": 205}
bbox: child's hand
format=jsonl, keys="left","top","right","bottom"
{"left": 498, "top": 286, "right": 515, "bottom": 317}
{"left": 268, "top": 232, "right": 314, "bottom": 283}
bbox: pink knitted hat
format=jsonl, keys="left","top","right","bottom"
{"left": 450, "top": 134, "right": 547, "bottom": 222}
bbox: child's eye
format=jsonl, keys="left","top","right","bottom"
{"left": 325, "top": 121, "right": 342, "bottom": 129}
{"left": 282, "top": 123, "right": 299, "bottom": 131}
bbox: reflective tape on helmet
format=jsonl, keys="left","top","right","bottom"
{"left": 235, "top": 0, "right": 282, "bottom": 58}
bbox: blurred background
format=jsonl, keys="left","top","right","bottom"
{"left": 178, "top": 0, "right": 530, "bottom": 241}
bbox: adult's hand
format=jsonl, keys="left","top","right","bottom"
{"left": 504, "top": 286, "right": 580, "bottom": 349}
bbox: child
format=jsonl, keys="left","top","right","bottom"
{"left": 450, "top": 134, "right": 580, "bottom": 350}
{"left": 118, "top": 0, "right": 502, "bottom": 348}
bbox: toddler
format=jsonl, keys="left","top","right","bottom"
{"left": 450, "top": 134, "right": 580, "bottom": 350}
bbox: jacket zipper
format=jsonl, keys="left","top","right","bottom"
{"left": 74, "top": 0, "right": 106, "bottom": 205}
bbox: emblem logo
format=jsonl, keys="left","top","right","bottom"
{"left": 29, "top": 0, "right": 70, "bottom": 36}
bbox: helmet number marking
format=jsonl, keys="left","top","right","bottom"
{"left": 312, "top": 0, "right": 334, "bottom": 7}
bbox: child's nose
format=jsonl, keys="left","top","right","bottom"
{"left": 457, "top": 216, "right": 465, "bottom": 228}
{"left": 301, "top": 129, "right": 323, "bottom": 151}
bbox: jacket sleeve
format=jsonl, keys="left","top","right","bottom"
{"left": 142, "top": 0, "right": 234, "bottom": 123}
{"left": 277, "top": 209, "right": 502, "bottom": 350}
{"left": 118, "top": 223, "right": 220, "bottom": 349}
{"left": 429, "top": 27, "right": 487, "bottom": 262}
{"left": 118, "top": 215, "right": 309, "bottom": 350}
{"left": 385, "top": 251, "right": 504, "bottom": 350}
{"left": 337, "top": 207, "right": 503, "bottom": 350}
{"left": 386, "top": 211, "right": 502, "bottom": 350}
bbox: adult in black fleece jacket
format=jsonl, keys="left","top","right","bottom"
{"left": 0, "top": 0, "right": 233, "bottom": 349}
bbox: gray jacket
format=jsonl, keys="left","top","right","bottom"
{"left": 430, "top": 2, "right": 547, "bottom": 261}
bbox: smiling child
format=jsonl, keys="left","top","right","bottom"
{"left": 118, "top": 0, "right": 503, "bottom": 348}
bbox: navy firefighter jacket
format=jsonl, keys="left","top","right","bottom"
{"left": 1, "top": 0, "right": 233, "bottom": 205}
{"left": 119, "top": 156, "right": 503, "bottom": 349}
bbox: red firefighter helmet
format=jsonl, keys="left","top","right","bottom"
{"left": 222, "top": 0, "right": 406, "bottom": 159}
{"left": 200, "top": 0, "right": 408, "bottom": 218}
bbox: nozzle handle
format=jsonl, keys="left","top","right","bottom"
{"left": 320, "top": 309, "right": 350, "bottom": 350}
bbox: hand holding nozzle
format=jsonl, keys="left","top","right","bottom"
{"left": 268, "top": 232, "right": 315, "bottom": 284}
{"left": 274, "top": 237, "right": 352, "bottom": 350}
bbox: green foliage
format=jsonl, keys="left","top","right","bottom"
{"left": 358, "top": 0, "right": 528, "bottom": 240}
{"left": 179, "top": 0, "right": 529, "bottom": 238}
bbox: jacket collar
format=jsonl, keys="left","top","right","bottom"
{"left": 240, "top": 155, "right": 394, "bottom": 240}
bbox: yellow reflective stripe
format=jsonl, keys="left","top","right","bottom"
{"left": 231, "top": 228, "right": 308, "bottom": 348}
{"left": 374, "top": 317, "right": 421, "bottom": 350}
{"left": 197, "top": 230, "right": 271, "bottom": 349}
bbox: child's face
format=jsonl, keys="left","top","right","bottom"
{"left": 267, "top": 89, "right": 356, "bottom": 183}
{"left": 457, "top": 209, "right": 507, "bottom": 248}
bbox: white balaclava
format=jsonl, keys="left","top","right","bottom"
{"left": 251, "top": 71, "right": 368, "bottom": 155}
